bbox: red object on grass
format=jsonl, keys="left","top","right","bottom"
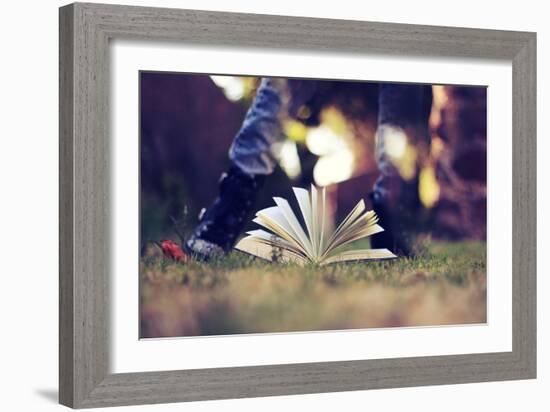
{"left": 160, "top": 240, "right": 188, "bottom": 262}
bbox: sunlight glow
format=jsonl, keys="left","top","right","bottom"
{"left": 383, "top": 127, "right": 408, "bottom": 159}
{"left": 210, "top": 76, "right": 245, "bottom": 101}
{"left": 313, "top": 150, "right": 355, "bottom": 187}
{"left": 273, "top": 140, "right": 302, "bottom": 179}
{"left": 306, "top": 125, "right": 347, "bottom": 156}
{"left": 419, "top": 166, "right": 440, "bottom": 208}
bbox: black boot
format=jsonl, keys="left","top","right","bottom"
{"left": 185, "top": 165, "right": 265, "bottom": 260}
{"left": 369, "top": 192, "right": 413, "bottom": 257}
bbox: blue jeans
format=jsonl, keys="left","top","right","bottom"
{"left": 229, "top": 78, "right": 431, "bottom": 204}
{"left": 229, "top": 78, "right": 291, "bottom": 175}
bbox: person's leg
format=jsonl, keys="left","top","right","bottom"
{"left": 371, "top": 83, "right": 432, "bottom": 256}
{"left": 228, "top": 78, "right": 291, "bottom": 176}
{"left": 185, "top": 78, "right": 295, "bottom": 258}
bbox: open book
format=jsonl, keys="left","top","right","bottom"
{"left": 235, "top": 186, "right": 396, "bottom": 266}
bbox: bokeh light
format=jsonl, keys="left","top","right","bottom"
{"left": 306, "top": 125, "right": 348, "bottom": 156}
{"left": 313, "top": 150, "right": 355, "bottom": 186}
{"left": 273, "top": 140, "right": 302, "bottom": 179}
{"left": 383, "top": 127, "right": 408, "bottom": 159}
{"left": 419, "top": 166, "right": 440, "bottom": 208}
{"left": 210, "top": 76, "right": 245, "bottom": 101}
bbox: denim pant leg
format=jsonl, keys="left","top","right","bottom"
{"left": 229, "top": 78, "right": 290, "bottom": 176}
{"left": 373, "top": 83, "right": 432, "bottom": 208}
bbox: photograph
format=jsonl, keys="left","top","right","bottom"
{"left": 139, "top": 73, "right": 487, "bottom": 338}
{"left": 49, "top": 1, "right": 538, "bottom": 408}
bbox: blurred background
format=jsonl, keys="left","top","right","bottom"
{"left": 140, "top": 72, "right": 487, "bottom": 247}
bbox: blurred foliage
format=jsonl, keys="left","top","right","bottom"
{"left": 140, "top": 74, "right": 487, "bottom": 246}
{"left": 283, "top": 120, "right": 308, "bottom": 142}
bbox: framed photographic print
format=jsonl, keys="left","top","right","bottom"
{"left": 59, "top": 2, "right": 536, "bottom": 408}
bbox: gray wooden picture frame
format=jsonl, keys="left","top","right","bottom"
{"left": 59, "top": 2, "right": 536, "bottom": 408}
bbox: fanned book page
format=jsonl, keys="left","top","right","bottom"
{"left": 235, "top": 185, "right": 396, "bottom": 266}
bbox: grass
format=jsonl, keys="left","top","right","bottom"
{"left": 140, "top": 240, "right": 486, "bottom": 338}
